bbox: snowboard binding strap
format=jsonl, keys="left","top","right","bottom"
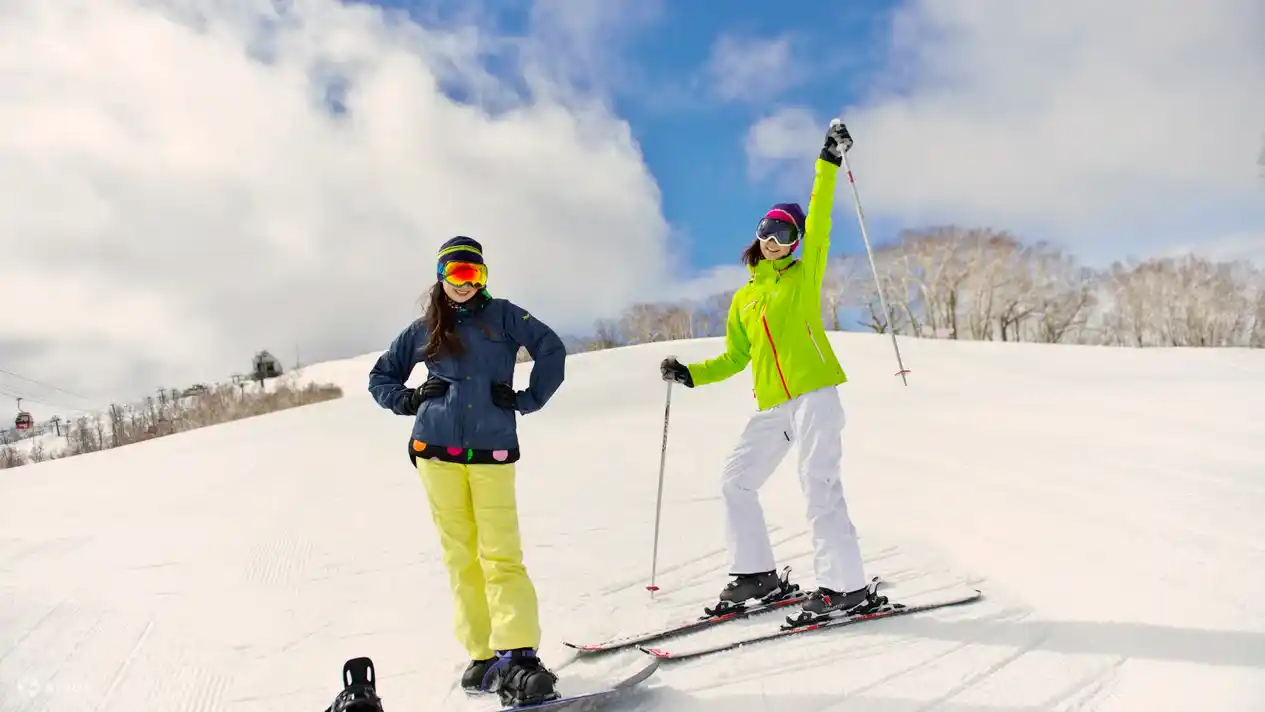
{"left": 325, "top": 657, "right": 384, "bottom": 712}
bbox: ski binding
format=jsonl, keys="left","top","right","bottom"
{"left": 639, "top": 585, "right": 983, "bottom": 661}
{"left": 563, "top": 567, "right": 814, "bottom": 653}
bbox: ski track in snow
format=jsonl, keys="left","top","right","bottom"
{"left": 2, "top": 334, "right": 1264, "bottom": 711}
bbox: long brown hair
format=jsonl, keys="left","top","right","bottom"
{"left": 421, "top": 282, "right": 464, "bottom": 360}
{"left": 741, "top": 239, "right": 763, "bottom": 267}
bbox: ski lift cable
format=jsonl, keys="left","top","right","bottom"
{"left": 0, "top": 387, "right": 92, "bottom": 414}
{"left": 0, "top": 366, "right": 92, "bottom": 402}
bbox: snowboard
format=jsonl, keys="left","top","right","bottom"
{"left": 490, "top": 654, "right": 660, "bottom": 711}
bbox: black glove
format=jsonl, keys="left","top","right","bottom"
{"left": 420, "top": 375, "right": 449, "bottom": 400}
{"left": 660, "top": 357, "right": 693, "bottom": 387}
{"left": 401, "top": 376, "right": 449, "bottom": 415}
{"left": 491, "top": 381, "right": 517, "bottom": 410}
{"left": 819, "top": 118, "right": 852, "bottom": 166}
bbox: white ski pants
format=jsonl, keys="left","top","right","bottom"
{"left": 719, "top": 385, "right": 867, "bottom": 593}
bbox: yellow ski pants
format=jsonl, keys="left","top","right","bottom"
{"left": 416, "top": 459, "right": 541, "bottom": 659}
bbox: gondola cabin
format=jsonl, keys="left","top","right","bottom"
{"left": 14, "top": 399, "right": 32, "bottom": 430}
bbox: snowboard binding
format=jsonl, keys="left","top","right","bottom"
{"left": 702, "top": 566, "right": 801, "bottom": 617}
{"left": 323, "top": 656, "right": 384, "bottom": 712}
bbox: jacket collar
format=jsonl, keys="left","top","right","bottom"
{"left": 447, "top": 289, "right": 491, "bottom": 321}
{"left": 748, "top": 255, "right": 798, "bottom": 282}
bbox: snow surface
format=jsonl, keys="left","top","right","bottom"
{"left": 2, "top": 333, "right": 1264, "bottom": 712}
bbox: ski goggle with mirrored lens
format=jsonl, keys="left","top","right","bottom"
{"left": 755, "top": 217, "right": 800, "bottom": 246}
{"left": 439, "top": 260, "right": 487, "bottom": 287}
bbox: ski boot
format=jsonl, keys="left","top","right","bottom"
{"left": 703, "top": 566, "right": 800, "bottom": 616}
{"left": 460, "top": 656, "right": 495, "bottom": 694}
{"left": 324, "top": 656, "right": 384, "bottom": 712}
{"left": 785, "top": 577, "right": 886, "bottom": 627}
{"left": 480, "top": 648, "right": 560, "bottom": 707}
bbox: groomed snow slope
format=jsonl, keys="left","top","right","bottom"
{"left": 2, "top": 333, "right": 1264, "bottom": 712}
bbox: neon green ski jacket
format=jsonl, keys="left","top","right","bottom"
{"left": 686, "top": 157, "right": 847, "bottom": 411}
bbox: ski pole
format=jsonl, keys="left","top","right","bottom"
{"left": 836, "top": 120, "right": 911, "bottom": 385}
{"left": 647, "top": 374, "right": 673, "bottom": 595}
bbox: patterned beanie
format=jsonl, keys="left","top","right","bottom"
{"left": 436, "top": 236, "right": 483, "bottom": 277}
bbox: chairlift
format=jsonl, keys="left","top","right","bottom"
{"left": 14, "top": 398, "right": 32, "bottom": 430}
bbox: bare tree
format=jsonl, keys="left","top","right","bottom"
{"left": 896, "top": 227, "right": 978, "bottom": 339}
{"left": 618, "top": 303, "right": 665, "bottom": 343}
{"left": 1031, "top": 248, "right": 1097, "bottom": 344}
{"left": 698, "top": 290, "right": 735, "bottom": 336}
{"left": 820, "top": 255, "right": 869, "bottom": 330}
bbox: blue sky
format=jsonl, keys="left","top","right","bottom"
{"left": 360, "top": 0, "right": 911, "bottom": 273}
{"left": 600, "top": 0, "right": 899, "bottom": 272}
{"left": 355, "top": 0, "right": 1265, "bottom": 278}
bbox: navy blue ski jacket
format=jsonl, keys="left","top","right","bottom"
{"left": 367, "top": 293, "right": 566, "bottom": 463}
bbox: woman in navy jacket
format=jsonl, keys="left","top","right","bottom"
{"left": 368, "top": 236, "right": 566, "bottom": 707}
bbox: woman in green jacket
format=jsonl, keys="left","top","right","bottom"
{"left": 660, "top": 118, "right": 879, "bottom": 618}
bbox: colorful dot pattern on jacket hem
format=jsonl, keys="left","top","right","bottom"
{"left": 407, "top": 440, "right": 521, "bottom": 466}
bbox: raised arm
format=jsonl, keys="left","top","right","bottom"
{"left": 799, "top": 119, "right": 852, "bottom": 301}
{"left": 502, "top": 300, "right": 566, "bottom": 414}
{"left": 800, "top": 157, "right": 838, "bottom": 297}
{"left": 368, "top": 320, "right": 424, "bottom": 414}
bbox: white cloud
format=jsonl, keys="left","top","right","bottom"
{"left": 746, "top": 0, "right": 1265, "bottom": 264}
{"left": 521, "top": 0, "right": 664, "bottom": 100}
{"left": 746, "top": 106, "right": 820, "bottom": 179}
{"left": 706, "top": 33, "right": 797, "bottom": 102}
{"left": 0, "top": 0, "right": 687, "bottom": 412}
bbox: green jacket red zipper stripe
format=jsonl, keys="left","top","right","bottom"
{"left": 761, "top": 314, "right": 792, "bottom": 399}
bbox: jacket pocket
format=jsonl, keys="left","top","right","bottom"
{"left": 413, "top": 385, "right": 457, "bottom": 446}
{"left": 805, "top": 321, "right": 826, "bottom": 363}
{"left": 475, "top": 323, "right": 519, "bottom": 375}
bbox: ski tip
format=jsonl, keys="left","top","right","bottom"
{"left": 646, "top": 585, "right": 660, "bottom": 591}
{"left": 638, "top": 646, "right": 671, "bottom": 659}
{"left": 632, "top": 654, "right": 664, "bottom": 674}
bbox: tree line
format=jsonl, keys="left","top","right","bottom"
{"left": 1, "top": 377, "right": 342, "bottom": 470}
{"left": 560, "top": 226, "right": 1264, "bottom": 351}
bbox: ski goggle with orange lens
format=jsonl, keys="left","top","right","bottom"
{"left": 755, "top": 217, "right": 800, "bottom": 246}
{"left": 440, "top": 261, "right": 487, "bottom": 287}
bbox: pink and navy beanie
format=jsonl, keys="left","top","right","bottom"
{"left": 765, "top": 203, "right": 806, "bottom": 234}
{"left": 762, "top": 202, "right": 807, "bottom": 250}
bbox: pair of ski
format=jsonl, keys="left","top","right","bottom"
{"left": 563, "top": 567, "right": 983, "bottom": 662}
